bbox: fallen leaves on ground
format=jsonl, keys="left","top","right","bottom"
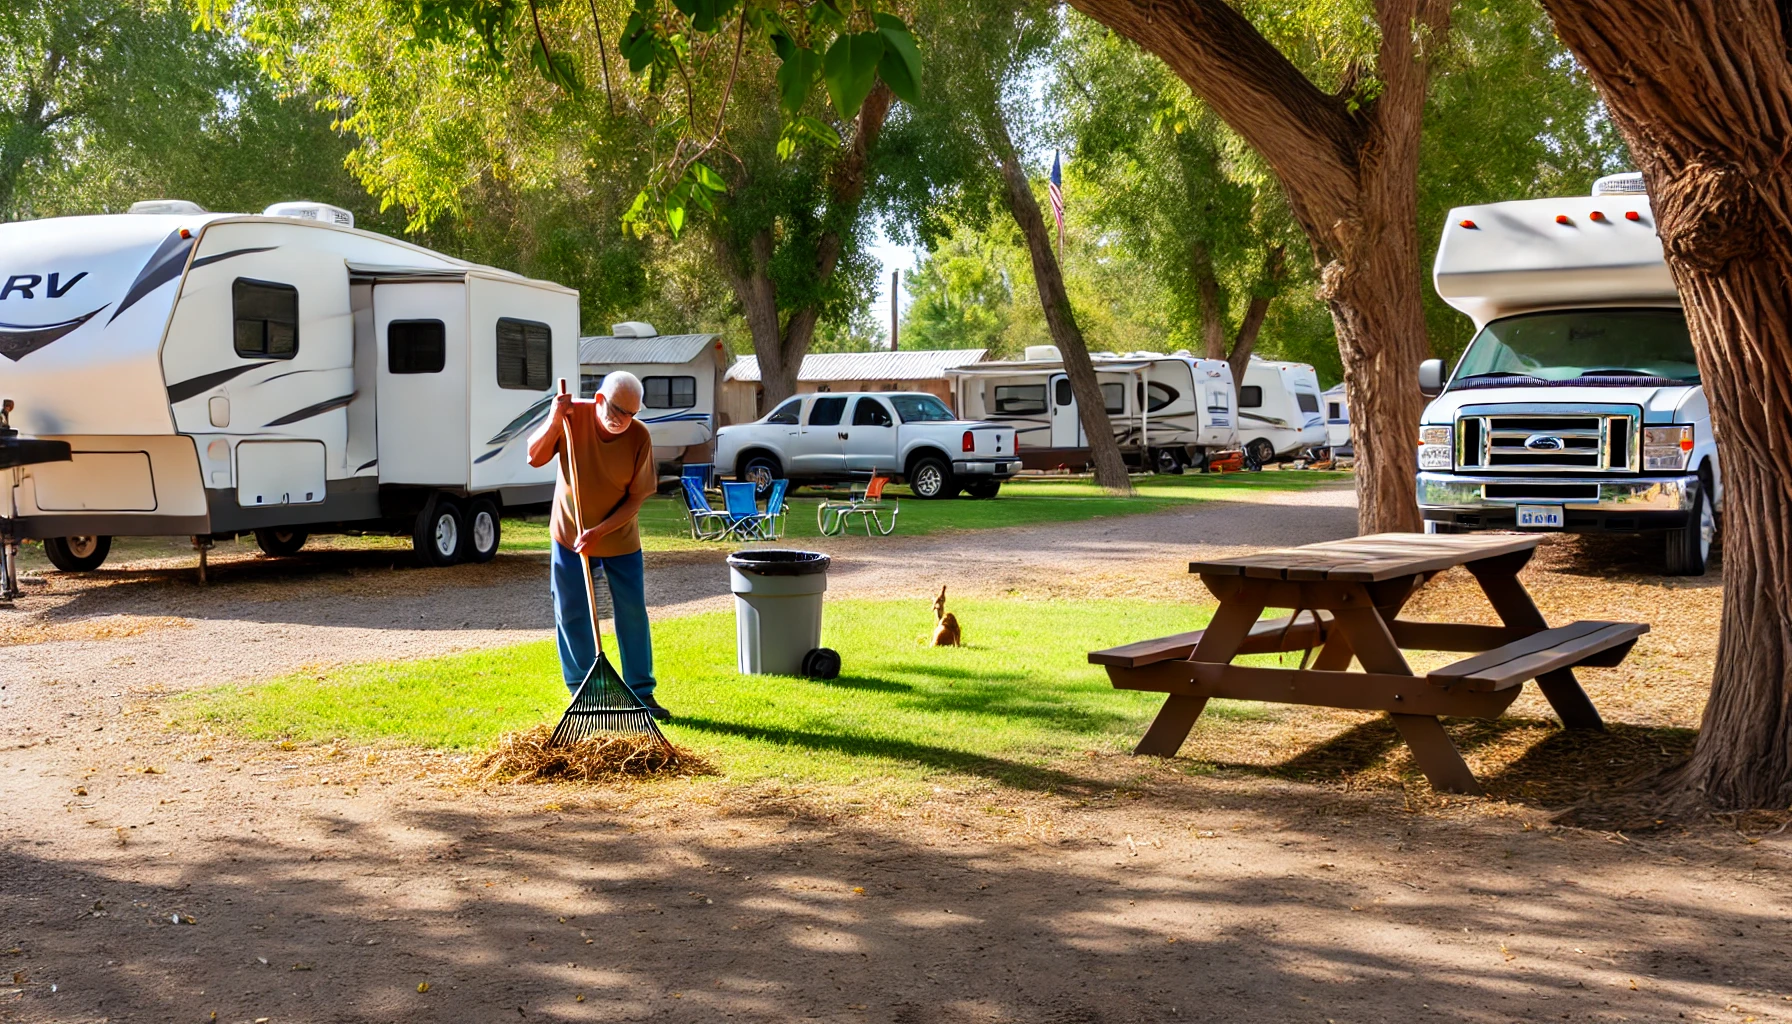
{"left": 474, "top": 726, "right": 715, "bottom": 784}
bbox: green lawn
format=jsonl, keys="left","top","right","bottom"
{"left": 500, "top": 469, "right": 1347, "bottom": 553}
{"left": 173, "top": 598, "right": 1299, "bottom": 793}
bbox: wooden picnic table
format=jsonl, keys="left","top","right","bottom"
{"left": 1089, "top": 533, "right": 1649, "bottom": 794}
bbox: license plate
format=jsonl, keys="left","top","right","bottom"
{"left": 1516, "top": 504, "right": 1564, "bottom": 529}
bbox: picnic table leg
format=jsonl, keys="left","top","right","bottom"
{"left": 1332, "top": 591, "right": 1484, "bottom": 796}
{"left": 1133, "top": 589, "right": 1267, "bottom": 757}
{"left": 1466, "top": 556, "right": 1606, "bottom": 731}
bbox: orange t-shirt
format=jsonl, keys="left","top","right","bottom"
{"left": 536, "top": 402, "right": 655, "bottom": 557}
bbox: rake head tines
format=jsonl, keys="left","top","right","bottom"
{"left": 547, "top": 653, "right": 668, "bottom": 748}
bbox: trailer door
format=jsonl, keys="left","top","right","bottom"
{"left": 373, "top": 282, "right": 469, "bottom": 485}
{"left": 1049, "top": 374, "right": 1083, "bottom": 447}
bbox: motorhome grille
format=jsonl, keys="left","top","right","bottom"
{"left": 1482, "top": 483, "right": 1601, "bottom": 501}
{"left": 1455, "top": 413, "right": 1636, "bottom": 473}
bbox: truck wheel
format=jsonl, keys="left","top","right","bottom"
{"left": 465, "top": 498, "right": 501, "bottom": 563}
{"left": 1665, "top": 476, "right": 1715, "bottom": 576}
{"left": 1154, "top": 448, "right": 1184, "bottom": 475}
{"left": 253, "top": 528, "right": 309, "bottom": 557}
{"left": 908, "top": 455, "right": 955, "bottom": 499}
{"left": 964, "top": 480, "right": 1001, "bottom": 499}
{"left": 44, "top": 535, "right": 111, "bottom": 572}
{"left": 413, "top": 496, "right": 465, "bottom": 567}
{"left": 741, "top": 453, "right": 783, "bottom": 496}
{"left": 1245, "top": 438, "right": 1276, "bottom": 470}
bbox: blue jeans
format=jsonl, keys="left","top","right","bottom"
{"left": 550, "top": 542, "right": 655, "bottom": 700}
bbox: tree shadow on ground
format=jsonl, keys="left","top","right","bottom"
{"left": 2, "top": 785, "right": 1782, "bottom": 1024}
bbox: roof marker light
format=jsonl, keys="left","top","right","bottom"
{"left": 179, "top": 228, "right": 191, "bottom": 239}
{"left": 1589, "top": 210, "right": 1606, "bottom": 222}
{"left": 1625, "top": 210, "right": 1641, "bottom": 222}
{"left": 1459, "top": 219, "right": 1477, "bottom": 229}
{"left": 1555, "top": 214, "right": 1571, "bottom": 224}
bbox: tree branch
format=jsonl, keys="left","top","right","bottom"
{"left": 585, "top": 0, "right": 615, "bottom": 116}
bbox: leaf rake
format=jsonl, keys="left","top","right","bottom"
{"left": 547, "top": 377, "right": 669, "bottom": 750}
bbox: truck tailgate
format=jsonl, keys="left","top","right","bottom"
{"left": 962, "top": 425, "right": 1015, "bottom": 458}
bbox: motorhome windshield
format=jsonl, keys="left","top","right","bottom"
{"left": 1453, "top": 308, "right": 1699, "bottom": 386}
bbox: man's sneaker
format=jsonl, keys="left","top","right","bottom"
{"left": 640, "top": 696, "right": 672, "bottom": 722}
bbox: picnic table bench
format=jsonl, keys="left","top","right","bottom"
{"left": 1089, "top": 533, "right": 1648, "bottom": 795}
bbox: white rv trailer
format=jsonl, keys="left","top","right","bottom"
{"left": 1321, "top": 383, "right": 1352, "bottom": 456}
{"left": 1237, "top": 357, "right": 1329, "bottom": 465}
{"left": 578, "top": 323, "right": 729, "bottom": 483}
{"left": 946, "top": 346, "right": 1238, "bottom": 473}
{"left": 0, "top": 201, "right": 579, "bottom": 571}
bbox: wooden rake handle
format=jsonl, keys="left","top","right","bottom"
{"left": 556, "top": 378, "right": 606, "bottom": 660}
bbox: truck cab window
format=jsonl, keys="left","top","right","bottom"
{"left": 388, "top": 320, "right": 445, "bottom": 374}
{"left": 852, "top": 398, "right": 893, "bottom": 426}
{"left": 496, "top": 317, "right": 551, "bottom": 390}
{"left": 233, "top": 279, "right": 299, "bottom": 359}
{"left": 643, "top": 375, "right": 697, "bottom": 409}
{"left": 890, "top": 395, "right": 955, "bottom": 423}
{"left": 808, "top": 396, "right": 847, "bottom": 426}
{"left": 766, "top": 399, "right": 801, "bottom": 425}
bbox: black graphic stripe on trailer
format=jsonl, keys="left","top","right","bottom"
{"left": 0, "top": 306, "right": 106, "bottom": 362}
{"left": 264, "top": 393, "right": 356, "bottom": 427}
{"left": 166, "top": 361, "right": 273, "bottom": 403}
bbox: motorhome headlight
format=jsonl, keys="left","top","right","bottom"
{"left": 1642, "top": 425, "right": 1694, "bottom": 471}
{"left": 1418, "top": 425, "right": 1453, "bottom": 470}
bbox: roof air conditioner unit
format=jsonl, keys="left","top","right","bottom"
{"left": 128, "top": 199, "right": 208, "bottom": 215}
{"left": 610, "top": 321, "right": 658, "bottom": 338}
{"left": 1591, "top": 172, "right": 1646, "bottom": 196}
{"left": 1023, "top": 345, "right": 1061, "bottom": 361}
{"left": 263, "top": 201, "right": 354, "bottom": 227}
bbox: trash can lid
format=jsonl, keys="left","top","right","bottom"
{"left": 727, "top": 549, "right": 831, "bottom": 576}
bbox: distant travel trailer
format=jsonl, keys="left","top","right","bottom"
{"left": 1322, "top": 383, "right": 1352, "bottom": 456}
{"left": 947, "top": 347, "right": 1239, "bottom": 474}
{"left": 1236, "top": 357, "right": 1328, "bottom": 467}
{"left": 0, "top": 199, "right": 579, "bottom": 570}
{"left": 578, "top": 323, "right": 730, "bottom": 483}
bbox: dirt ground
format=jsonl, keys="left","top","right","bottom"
{"left": 3, "top": 482, "right": 1789, "bottom": 1023}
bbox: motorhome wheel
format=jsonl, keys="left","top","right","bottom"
{"left": 466, "top": 498, "right": 501, "bottom": 563}
{"left": 414, "top": 498, "right": 465, "bottom": 567}
{"left": 253, "top": 529, "right": 309, "bottom": 557}
{"left": 1665, "top": 475, "right": 1714, "bottom": 576}
{"left": 44, "top": 535, "right": 111, "bottom": 573}
{"left": 1245, "top": 438, "right": 1276, "bottom": 469}
{"left": 908, "top": 455, "right": 954, "bottom": 499}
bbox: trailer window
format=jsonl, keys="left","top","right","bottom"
{"left": 1054, "top": 379, "right": 1073, "bottom": 406}
{"left": 852, "top": 398, "right": 893, "bottom": 426}
{"left": 1327, "top": 401, "right": 1342, "bottom": 420}
{"left": 1101, "top": 383, "right": 1125, "bottom": 414}
{"left": 1207, "top": 388, "right": 1230, "bottom": 413}
{"left": 232, "top": 279, "right": 298, "bottom": 359}
{"left": 580, "top": 373, "right": 603, "bottom": 398}
{"left": 1296, "top": 391, "right": 1320, "bottom": 414}
{"left": 993, "top": 384, "right": 1046, "bottom": 415}
{"left": 496, "top": 318, "right": 551, "bottom": 390}
{"left": 1238, "top": 385, "right": 1263, "bottom": 408}
{"left": 643, "top": 375, "right": 697, "bottom": 409}
{"left": 1138, "top": 382, "right": 1179, "bottom": 412}
{"left": 766, "top": 399, "right": 801, "bottom": 425}
{"left": 388, "top": 320, "right": 445, "bottom": 374}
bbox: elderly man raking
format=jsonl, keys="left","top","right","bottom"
{"left": 527, "top": 371, "right": 671, "bottom": 724}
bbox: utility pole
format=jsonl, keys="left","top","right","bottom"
{"left": 890, "top": 269, "right": 900, "bottom": 351}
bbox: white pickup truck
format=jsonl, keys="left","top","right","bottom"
{"left": 715, "top": 391, "right": 1021, "bottom": 499}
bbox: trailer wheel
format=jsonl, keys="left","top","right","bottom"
{"left": 1245, "top": 438, "right": 1276, "bottom": 470}
{"left": 414, "top": 496, "right": 465, "bottom": 567}
{"left": 466, "top": 498, "right": 501, "bottom": 563}
{"left": 1154, "top": 447, "right": 1184, "bottom": 475}
{"left": 44, "top": 535, "right": 111, "bottom": 572}
{"left": 253, "top": 528, "right": 309, "bottom": 557}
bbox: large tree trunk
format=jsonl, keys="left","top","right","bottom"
{"left": 1539, "top": 0, "right": 1792, "bottom": 809}
{"left": 716, "top": 84, "right": 893, "bottom": 407}
{"left": 1066, "top": 0, "right": 1443, "bottom": 531}
{"left": 988, "top": 113, "right": 1133, "bottom": 493}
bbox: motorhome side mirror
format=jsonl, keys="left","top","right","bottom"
{"left": 1418, "top": 359, "right": 1445, "bottom": 399}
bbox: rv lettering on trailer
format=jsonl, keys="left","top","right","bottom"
{"left": 0, "top": 273, "right": 88, "bottom": 300}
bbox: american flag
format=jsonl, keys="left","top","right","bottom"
{"left": 1048, "top": 150, "right": 1064, "bottom": 250}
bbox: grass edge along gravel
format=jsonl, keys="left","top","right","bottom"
{"left": 172, "top": 598, "right": 1305, "bottom": 795}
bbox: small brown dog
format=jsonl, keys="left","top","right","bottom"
{"left": 931, "top": 585, "right": 962, "bottom": 647}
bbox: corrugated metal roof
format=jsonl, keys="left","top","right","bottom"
{"left": 726, "top": 349, "right": 986, "bottom": 383}
{"left": 579, "top": 334, "right": 722, "bottom": 365}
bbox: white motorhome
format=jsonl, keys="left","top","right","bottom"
{"left": 0, "top": 200, "right": 578, "bottom": 571}
{"left": 1419, "top": 172, "right": 1719, "bottom": 574}
{"left": 579, "top": 322, "right": 729, "bottom": 483}
{"left": 1236, "top": 357, "right": 1328, "bottom": 466}
{"left": 946, "top": 346, "right": 1238, "bottom": 473}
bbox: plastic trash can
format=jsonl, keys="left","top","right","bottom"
{"left": 727, "top": 549, "right": 830, "bottom": 676}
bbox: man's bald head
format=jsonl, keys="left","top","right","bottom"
{"left": 594, "top": 370, "right": 643, "bottom": 435}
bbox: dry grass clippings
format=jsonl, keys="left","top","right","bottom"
{"left": 475, "top": 725, "right": 714, "bottom": 784}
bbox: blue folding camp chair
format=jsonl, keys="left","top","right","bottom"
{"left": 681, "top": 462, "right": 714, "bottom": 493}
{"left": 760, "top": 479, "right": 789, "bottom": 540}
{"left": 720, "top": 481, "right": 770, "bottom": 541}
{"left": 681, "top": 478, "right": 731, "bottom": 540}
